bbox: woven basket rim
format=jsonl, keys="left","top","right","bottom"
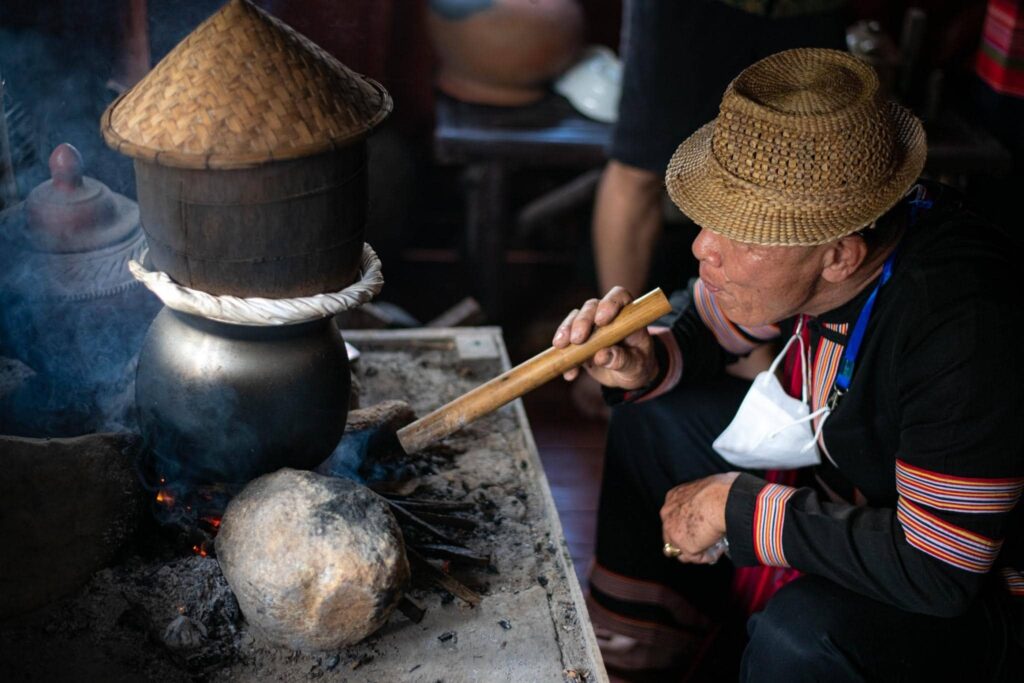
{"left": 665, "top": 100, "right": 927, "bottom": 246}
{"left": 100, "top": 77, "right": 391, "bottom": 170}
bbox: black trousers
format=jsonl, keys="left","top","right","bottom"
{"left": 592, "top": 374, "right": 1024, "bottom": 680}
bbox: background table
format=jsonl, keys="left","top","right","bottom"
{"left": 434, "top": 93, "right": 612, "bottom": 318}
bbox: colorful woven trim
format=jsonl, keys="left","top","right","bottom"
{"left": 1001, "top": 567, "right": 1024, "bottom": 596}
{"left": 753, "top": 483, "right": 798, "bottom": 567}
{"left": 810, "top": 322, "right": 848, "bottom": 415}
{"left": 693, "top": 279, "right": 779, "bottom": 355}
{"left": 896, "top": 460, "right": 1024, "bottom": 514}
{"left": 897, "top": 498, "right": 1003, "bottom": 573}
{"left": 975, "top": 0, "right": 1024, "bottom": 97}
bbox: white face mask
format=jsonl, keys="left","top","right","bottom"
{"left": 712, "top": 322, "right": 829, "bottom": 471}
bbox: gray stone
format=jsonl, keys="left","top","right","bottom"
{"left": 216, "top": 469, "right": 409, "bottom": 651}
{"left": 0, "top": 432, "right": 144, "bottom": 618}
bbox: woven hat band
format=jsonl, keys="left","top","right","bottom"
{"left": 710, "top": 101, "right": 897, "bottom": 195}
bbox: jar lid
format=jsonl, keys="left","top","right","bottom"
{"left": 24, "top": 143, "right": 139, "bottom": 253}
{"left": 101, "top": 0, "right": 392, "bottom": 170}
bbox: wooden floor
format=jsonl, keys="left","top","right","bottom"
{"left": 522, "top": 380, "right": 607, "bottom": 587}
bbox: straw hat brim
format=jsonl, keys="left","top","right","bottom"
{"left": 665, "top": 102, "right": 927, "bottom": 245}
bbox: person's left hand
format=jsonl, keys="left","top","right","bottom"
{"left": 660, "top": 473, "right": 740, "bottom": 564}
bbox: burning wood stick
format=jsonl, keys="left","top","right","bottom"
{"left": 407, "top": 548, "right": 482, "bottom": 606}
{"left": 408, "top": 543, "right": 491, "bottom": 568}
{"left": 382, "top": 498, "right": 476, "bottom": 512}
{"left": 408, "top": 510, "right": 478, "bottom": 531}
{"left": 386, "top": 499, "right": 464, "bottom": 546}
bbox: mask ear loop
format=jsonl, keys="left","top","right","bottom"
{"left": 805, "top": 409, "right": 839, "bottom": 467}
{"left": 763, "top": 405, "right": 829, "bottom": 442}
{"left": 797, "top": 321, "right": 810, "bottom": 405}
{"left": 767, "top": 317, "right": 805, "bottom": 378}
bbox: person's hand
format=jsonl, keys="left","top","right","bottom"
{"left": 660, "top": 473, "right": 740, "bottom": 564}
{"left": 552, "top": 287, "right": 659, "bottom": 390}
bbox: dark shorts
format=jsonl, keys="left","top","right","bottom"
{"left": 610, "top": 0, "right": 847, "bottom": 173}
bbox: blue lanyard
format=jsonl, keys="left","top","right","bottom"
{"left": 834, "top": 249, "right": 897, "bottom": 392}
{"left": 833, "top": 192, "right": 932, "bottom": 393}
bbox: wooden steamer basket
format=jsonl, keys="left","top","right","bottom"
{"left": 100, "top": 0, "right": 391, "bottom": 298}
{"left": 100, "top": 0, "right": 391, "bottom": 485}
{"left": 130, "top": 148, "right": 369, "bottom": 298}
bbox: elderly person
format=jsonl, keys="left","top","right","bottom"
{"left": 555, "top": 49, "right": 1023, "bottom": 680}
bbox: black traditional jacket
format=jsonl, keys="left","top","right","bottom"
{"left": 655, "top": 183, "right": 1023, "bottom": 617}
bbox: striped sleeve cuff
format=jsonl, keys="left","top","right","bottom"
{"left": 725, "top": 475, "right": 798, "bottom": 568}
{"left": 1001, "top": 568, "right": 1024, "bottom": 597}
{"left": 752, "top": 483, "right": 798, "bottom": 567}
{"left": 896, "top": 498, "right": 1003, "bottom": 573}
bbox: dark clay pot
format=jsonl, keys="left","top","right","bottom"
{"left": 135, "top": 309, "right": 350, "bottom": 486}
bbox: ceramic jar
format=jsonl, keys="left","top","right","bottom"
{"left": 427, "top": 0, "right": 585, "bottom": 106}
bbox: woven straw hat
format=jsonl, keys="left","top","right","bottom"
{"left": 665, "top": 48, "right": 926, "bottom": 245}
{"left": 101, "top": 0, "right": 391, "bottom": 170}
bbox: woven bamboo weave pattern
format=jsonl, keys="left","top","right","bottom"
{"left": 101, "top": 0, "right": 391, "bottom": 169}
{"left": 666, "top": 49, "right": 926, "bottom": 246}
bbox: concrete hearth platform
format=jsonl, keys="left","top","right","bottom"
{"left": 340, "top": 327, "right": 607, "bottom": 681}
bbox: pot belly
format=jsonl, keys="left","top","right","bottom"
{"left": 136, "top": 309, "right": 350, "bottom": 485}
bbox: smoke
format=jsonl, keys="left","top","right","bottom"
{"left": 1, "top": 28, "right": 130, "bottom": 199}
{"left": 0, "top": 7, "right": 154, "bottom": 434}
{"left": 135, "top": 378, "right": 256, "bottom": 531}
{"left": 0, "top": 1, "right": 228, "bottom": 201}
{"left": 136, "top": 378, "right": 262, "bottom": 490}
{"left": 0, "top": 1, "right": 230, "bottom": 436}
{"left": 0, "top": 262, "right": 161, "bottom": 436}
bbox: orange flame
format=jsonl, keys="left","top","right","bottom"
{"left": 156, "top": 490, "right": 176, "bottom": 506}
{"left": 201, "top": 516, "right": 222, "bottom": 529}
{"left": 192, "top": 543, "right": 208, "bottom": 558}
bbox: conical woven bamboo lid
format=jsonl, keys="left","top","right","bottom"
{"left": 101, "top": 0, "right": 391, "bottom": 169}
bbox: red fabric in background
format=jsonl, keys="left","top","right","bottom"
{"left": 976, "top": 0, "right": 1024, "bottom": 97}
